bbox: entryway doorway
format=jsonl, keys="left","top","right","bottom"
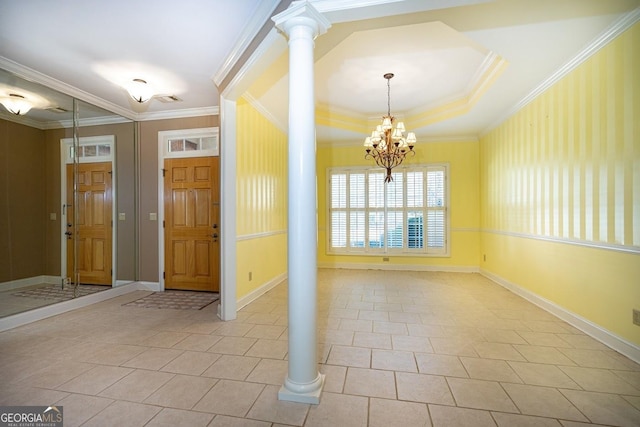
{"left": 158, "top": 128, "right": 220, "bottom": 292}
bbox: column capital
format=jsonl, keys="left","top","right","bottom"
{"left": 272, "top": 1, "right": 331, "bottom": 39}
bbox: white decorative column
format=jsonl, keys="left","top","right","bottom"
{"left": 273, "top": 2, "right": 330, "bottom": 405}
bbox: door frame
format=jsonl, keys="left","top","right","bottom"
{"left": 60, "top": 135, "right": 116, "bottom": 286}
{"left": 157, "top": 127, "right": 219, "bottom": 293}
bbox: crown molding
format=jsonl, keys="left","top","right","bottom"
{"left": 317, "top": 133, "right": 478, "bottom": 147}
{"left": 480, "top": 6, "right": 640, "bottom": 137}
{"left": 0, "top": 56, "right": 137, "bottom": 121}
{"left": 136, "top": 106, "right": 219, "bottom": 122}
{"left": 242, "top": 92, "right": 287, "bottom": 133}
{"left": 212, "top": 0, "right": 282, "bottom": 87}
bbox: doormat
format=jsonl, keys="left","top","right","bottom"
{"left": 12, "top": 284, "right": 108, "bottom": 302}
{"left": 123, "top": 291, "right": 219, "bottom": 310}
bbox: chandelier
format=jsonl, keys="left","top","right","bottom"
{"left": 364, "top": 73, "right": 416, "bottom": 183}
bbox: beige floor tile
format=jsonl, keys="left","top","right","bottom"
{"left": 326, "top": 345, "right": 371, "bottom": 368}
{"left": 99, "top": 369, "right": 174, "bottom": 401}
{"left": 304, "top": 392, "right": 368, "bottom": 427}
{"left": 447, "top": 377, "right": 518, "bottom": 412}
{"left": 415, "top": 353, "right": 468, "bottom": 377}
{"left": 202, "top": 354, "right": 260, "bottom": 380}
{"left": 557, "top": 333, "right": 612, "bottom": 350}
{"left": 561, "top": 389, "right": 640, "bottom": 427}
{"left": 473, "top": 342, "right": 526, "bottom": 361}
{"left": 144, "top": 374, "right": 217, "bottom": 409}
{"left": 429, "top": 337, "right": 479, "bottom": 357}
{"left": 161, "top": 350, "right": 221, "bottom": 375}
{"left": 85, "top": 343, "right": 147, "bottom": 366}
{"left": 208, "top": 336, "right": 257, "bottom": 355}
{"left": 245, "top": 338, "right": 288, "bottom": 359}
{"left": 54, "top": 393, "right": 114, "bottom": 427}
{"left": 502, "top": 383, "right": 588, "bottom": 421}
{"left": 212, "top": 322, "right": 255, "bottom": 337}
{"left": 246, "top": 384, "right": 310, "bottom": 425}
{"left": 373, "top": 320, "right": 408, "bottom": 335}
{"left": 319, "top": 364, "right": 346, "bottom": 393}
{"left": 358, "top": 309, "right": 390, "bottom": 321}
{"left": 460, "top": 357, "right": 523, "bottom": 383}
{"left": 396, "top": 372, "right": 454, "bottom": 405}
{"left": 428, "top": 404, "right": 496, "bottom": 427}
{"left": 343, "top": 367, "right": 396, "bottom": 398}
{"left": 122, "top": 347, "right": 184, "bottom": 370}
{"left": 558, "top": 348, "right": 633, "bottom": 369}
{"left": 388, "top": 311, "right": 423, "bottom": 324}
{"left": 371, "top": 349, "right": 417, "bottom": 372}
{"left": 513, "top": 344, "right": 576, "bottom": 365}
{"left": 0, "top": 383, "right": 69, "bottom": 406}
{"left": 318, "top": 329, "right": 354, "bottom": 345}
{"left": 407, "top": 324, "right": 445, "bottom": 338}
{"left": 17, "top": 360, "right": 95, "bottom": 389}
{"left": 57, "top": 365, "right": 133, "bottom": 395}
{"left": 245, "top": 358, "right": 287, "bottom": 385}
{"left": 146, "top": 408, "right": 214, "bottom": 427}
{"left": 369, "top": 398, "right": 431, "bottom": 427}
{"left": 559, "top": 365, "right": 640, "bottom": 395}
{"left": 82, "top": 400, "right": 161, "bottom": 427}
{"left": 392, "top": 334, "right": 434, "bottom": 353}
{"left": 338, "top": 318, "right": 373, "bottom": 332}
{"left": 353, "top": 331, "right": 392, "bottom": 349}
{"left": 508, "top": 361, "right": 580, "bottom": 388}
{"left": 209, "top": 415, "right": 271, "bottom": 426}
{"left": 141, "top": 331, "right": 191, "bottom": 348}
{"left": 479, "top": 328, "right": 528, "bottom": 345}
{"left": 193, "top": 379, "right": 264, "bottom": 416}
{"left": 517, "top": 331, "right": 572, "bottom": 347}
{"left": 492, "top": 412, "right": 562, "bottom": 426}
{"left": 244, "top": 324, "right": 287, "bottom": 340}
{"left": 244, "top": 312, "right": 281, "bottom": 325}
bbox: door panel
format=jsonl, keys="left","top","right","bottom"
{"left": 164, "top": 156, "right": 219, "bottom": 291}
{"left": 66, "top": 162, "right": 113, "bottom": 285}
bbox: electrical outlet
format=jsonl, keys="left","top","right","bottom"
{"left": 483, "top": 254, "right": 486, "bottom": 262}
{"left": 633, "top": 309, "right": 640, "bottom": 326}
{"left": 382, "top": 257, "right": 389, "bottom": 262}
{"left": 249, "top": 272, "right": 252, "bottom": 281}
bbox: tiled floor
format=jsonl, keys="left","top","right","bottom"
{"left": 0, "top": 269, "right": 639, "bottom": 426}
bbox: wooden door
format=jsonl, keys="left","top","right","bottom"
{"left": 66, "top": 162, "right": 113, "bottom": 285}
{"left": 164, "top": 156, "right": 219, "bottom": 291}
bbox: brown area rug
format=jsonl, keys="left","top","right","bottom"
{"left": 123, "top": 291, "right": 219, "bottom": 310}
{"left": 12, "top": 284, "right": 108, "bottom": 301}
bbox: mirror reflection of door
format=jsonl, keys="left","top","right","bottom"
{"left": 66, "top": 162, "right": 113, "bottom": 285}
{"left": 164, "top": 156, "right": 220, "bottom": 291}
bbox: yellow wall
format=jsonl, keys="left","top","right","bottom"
{"left": 480, "top": 22, "right": 640, "bottom": 345}
{"left": 317, "top": 140, "right": 480, "bottom": 269}
{"left": 236, "top": 97, "right": 288, "bottom": 299}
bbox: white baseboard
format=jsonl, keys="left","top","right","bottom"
{"left": 481, "top": 269, "right": 640, "bottom": 364}
{"left": 237, "top": 273, "right": 287, "bottom": 311}
{"left": 0, "top": 282, "right": 152, "bottom": 332}
{"left": 135, "top": 281, "right": 161, "bottom": 291}
{"left": 318, "top": 262, "right": 479, "bottom": 273}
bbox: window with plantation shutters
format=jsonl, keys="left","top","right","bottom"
{"left": 327, "top": 164, "right": 449, "bottom": 256}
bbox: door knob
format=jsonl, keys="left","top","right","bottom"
{"left": 211, "top": 233, "right": 218, "bottom": 238}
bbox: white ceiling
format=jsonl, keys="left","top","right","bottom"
{"left": 1, "top": 0, "right": 639, "bottom": 140}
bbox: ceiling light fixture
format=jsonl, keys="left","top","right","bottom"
{"left": 364, "top": 73, "right": 416, "bottom": 183}
{"left": 127, "top": 78, "right": 154, "bottom": 103}
{"left": 1, "top": 93, "right": 33, "bottom": 115}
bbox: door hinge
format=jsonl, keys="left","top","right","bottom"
{"left": 162, "top": 168, "right": 166, "bottom": 177}
{"left": 163, "top": 271, "right": 165, "bottom": 279}
{"left": 163, "top": 220, "right": 165, "bottom": 228}
{"left": 110, "top": 269, "right": 113, "bottom": 276}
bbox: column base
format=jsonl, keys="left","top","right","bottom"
{"left": 278, "top": 374, "right": 325, "bottom": 404}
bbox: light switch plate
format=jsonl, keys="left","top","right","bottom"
{"left": 118, "top": 212, "right": 126, "bottom": 221}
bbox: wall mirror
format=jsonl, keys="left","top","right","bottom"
{"left": 0, "top": 67, "right": 137, "bottom": 317}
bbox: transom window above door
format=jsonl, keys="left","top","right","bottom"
{"left": 160, "top": 127, "right": 219, "bottom": 158}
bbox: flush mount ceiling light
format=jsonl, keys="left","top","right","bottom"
{"left": 364, "top": 73, "right": 417, "bottom": 183}
{"left": 127, "top": 78, "right": 154, "bottom": 103}
{"left": 1, "top": 93, "right": 33, "bottom": 115}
